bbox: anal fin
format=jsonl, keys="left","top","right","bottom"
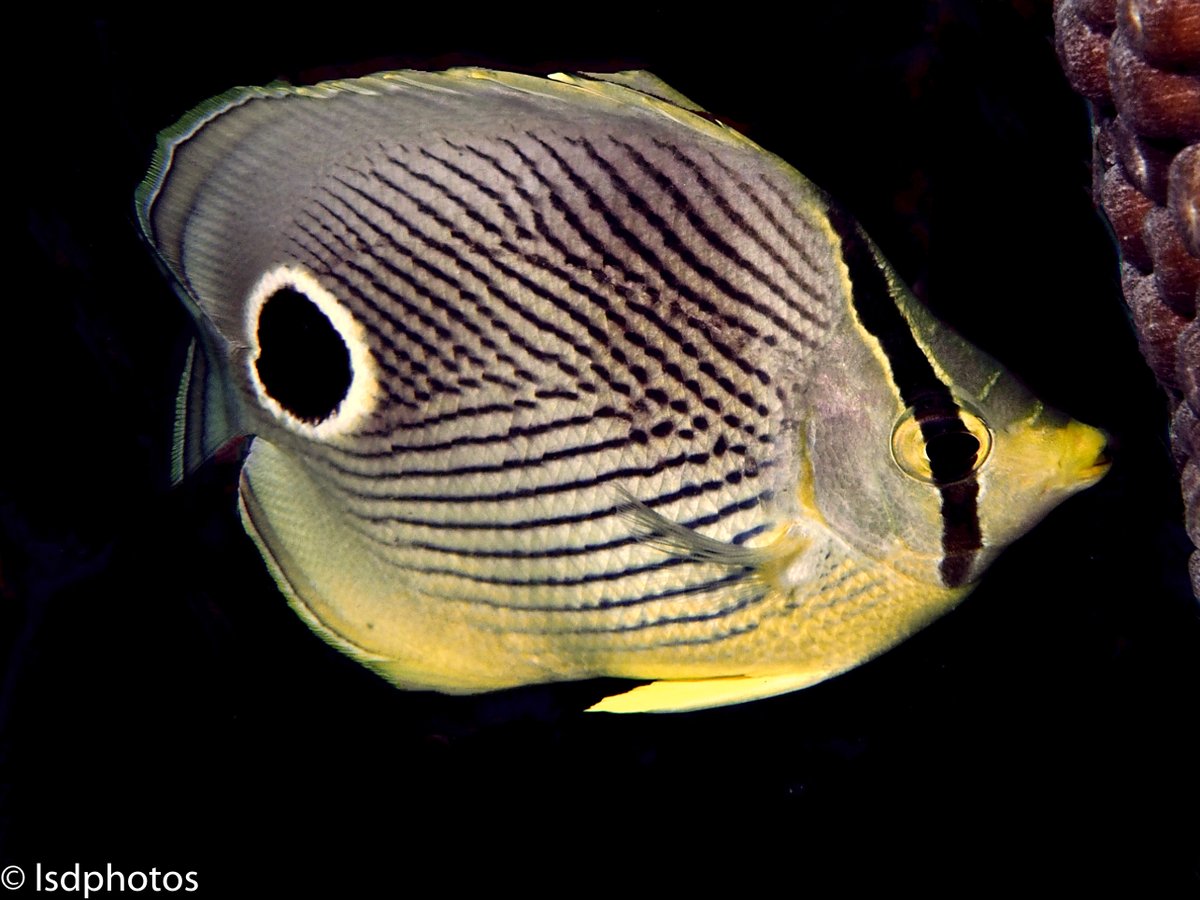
{"left": 587, "top": 672, "right": 827, "bottom": 714}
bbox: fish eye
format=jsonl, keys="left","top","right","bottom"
{"left": 246, "top": 264, "right": 378, "bottom": 436}
{"left": 891, "top": 405, "right": 992, "bottom": 484}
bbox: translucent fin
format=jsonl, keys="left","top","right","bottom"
{"left": 170, "top": 337, "right": 241, "bottom": 485}
{"left": 587, "top": 672, "right": 828, "bottom": 714}
{"left": 617, "top": 489, "right": 771, "bottom": 569}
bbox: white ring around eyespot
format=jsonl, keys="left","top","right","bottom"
{"left": 244, "top": 263, "right": 379, "bottom": 439}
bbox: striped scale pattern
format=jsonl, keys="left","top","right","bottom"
{"left": 256, "top": 125, "right": 844, "bottom": 649}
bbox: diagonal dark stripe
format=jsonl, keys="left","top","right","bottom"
{"left": 301, "top": 196, "right": 567, "bottom": 383}
{"left": 570, "top": 135, "right": 821, "bottom": 344}
{"left": 483, "top": 137, "right": 769, "bottom": 414}
{"left": 324, "top": 176, "right": 587, "bottom": 383}
{"left": 618, "top": 137, "right": 827, "bottom": 333}
{"left": 400, "top": 146, "right": 776, "bottom": 404}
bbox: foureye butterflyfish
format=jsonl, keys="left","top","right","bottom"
{"left": 137, "top": 68, "right": 1110, "bottom": 713}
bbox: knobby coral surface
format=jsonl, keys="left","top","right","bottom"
{"left": 1055, "top": 0, "right": 1200, "bottom": 597}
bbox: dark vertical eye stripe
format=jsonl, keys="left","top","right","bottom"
{"left": 937, "top": 480, "right": 982, "bottom": 588}
{"left": 825, "top": 206, "right": 982, "bottom": 588}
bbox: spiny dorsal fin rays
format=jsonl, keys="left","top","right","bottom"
{"left": 553, "top": 71, "right": 711, "bottom": 115}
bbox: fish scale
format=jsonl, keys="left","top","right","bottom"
{"left": 272, "top": 127, "right": 794, "bottom": 573}
{"left": 139, "top": 68, "right": 1110, "bottom": 712}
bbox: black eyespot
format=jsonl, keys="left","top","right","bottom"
{"left": 254, "top": 287, "right": 352, "bottom": 423}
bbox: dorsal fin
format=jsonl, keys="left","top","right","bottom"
{"left": 554, "top": 70, "right": 711, "bottom": 114}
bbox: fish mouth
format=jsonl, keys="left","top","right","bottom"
{"left": 1071, "top": 424, "right": 1113, "bottom": 485}
{"left": 1029, "top": 416, "right": 1112, "bottom": 491}
{"left": 1084, "top": 442, "right": 1113, "bottom": 478}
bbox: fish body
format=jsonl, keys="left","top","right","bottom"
{"left": 138, "top": 69, "right": 1109, "bottom": 712}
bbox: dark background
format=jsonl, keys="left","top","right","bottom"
{"left": 6, "top": 4, "right": 1198, "bottom": 891}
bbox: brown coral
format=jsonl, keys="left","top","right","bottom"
{"left": 1055, "top": 0, "right": 1200, "bottom": 597}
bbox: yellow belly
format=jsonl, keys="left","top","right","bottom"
{"left": 239, "top": 438, "right": 967, "bottom": 711}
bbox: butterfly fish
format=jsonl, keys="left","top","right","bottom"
{"left": 137, "top": 69, "right": 1110, "bottom": 713}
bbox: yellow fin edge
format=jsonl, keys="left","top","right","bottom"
{"left": 587, "top": 672, "right": 827, "bottom": 714}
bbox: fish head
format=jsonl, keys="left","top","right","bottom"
{"left": 800, "top": 227, "right": 1110, "bottom": 590}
